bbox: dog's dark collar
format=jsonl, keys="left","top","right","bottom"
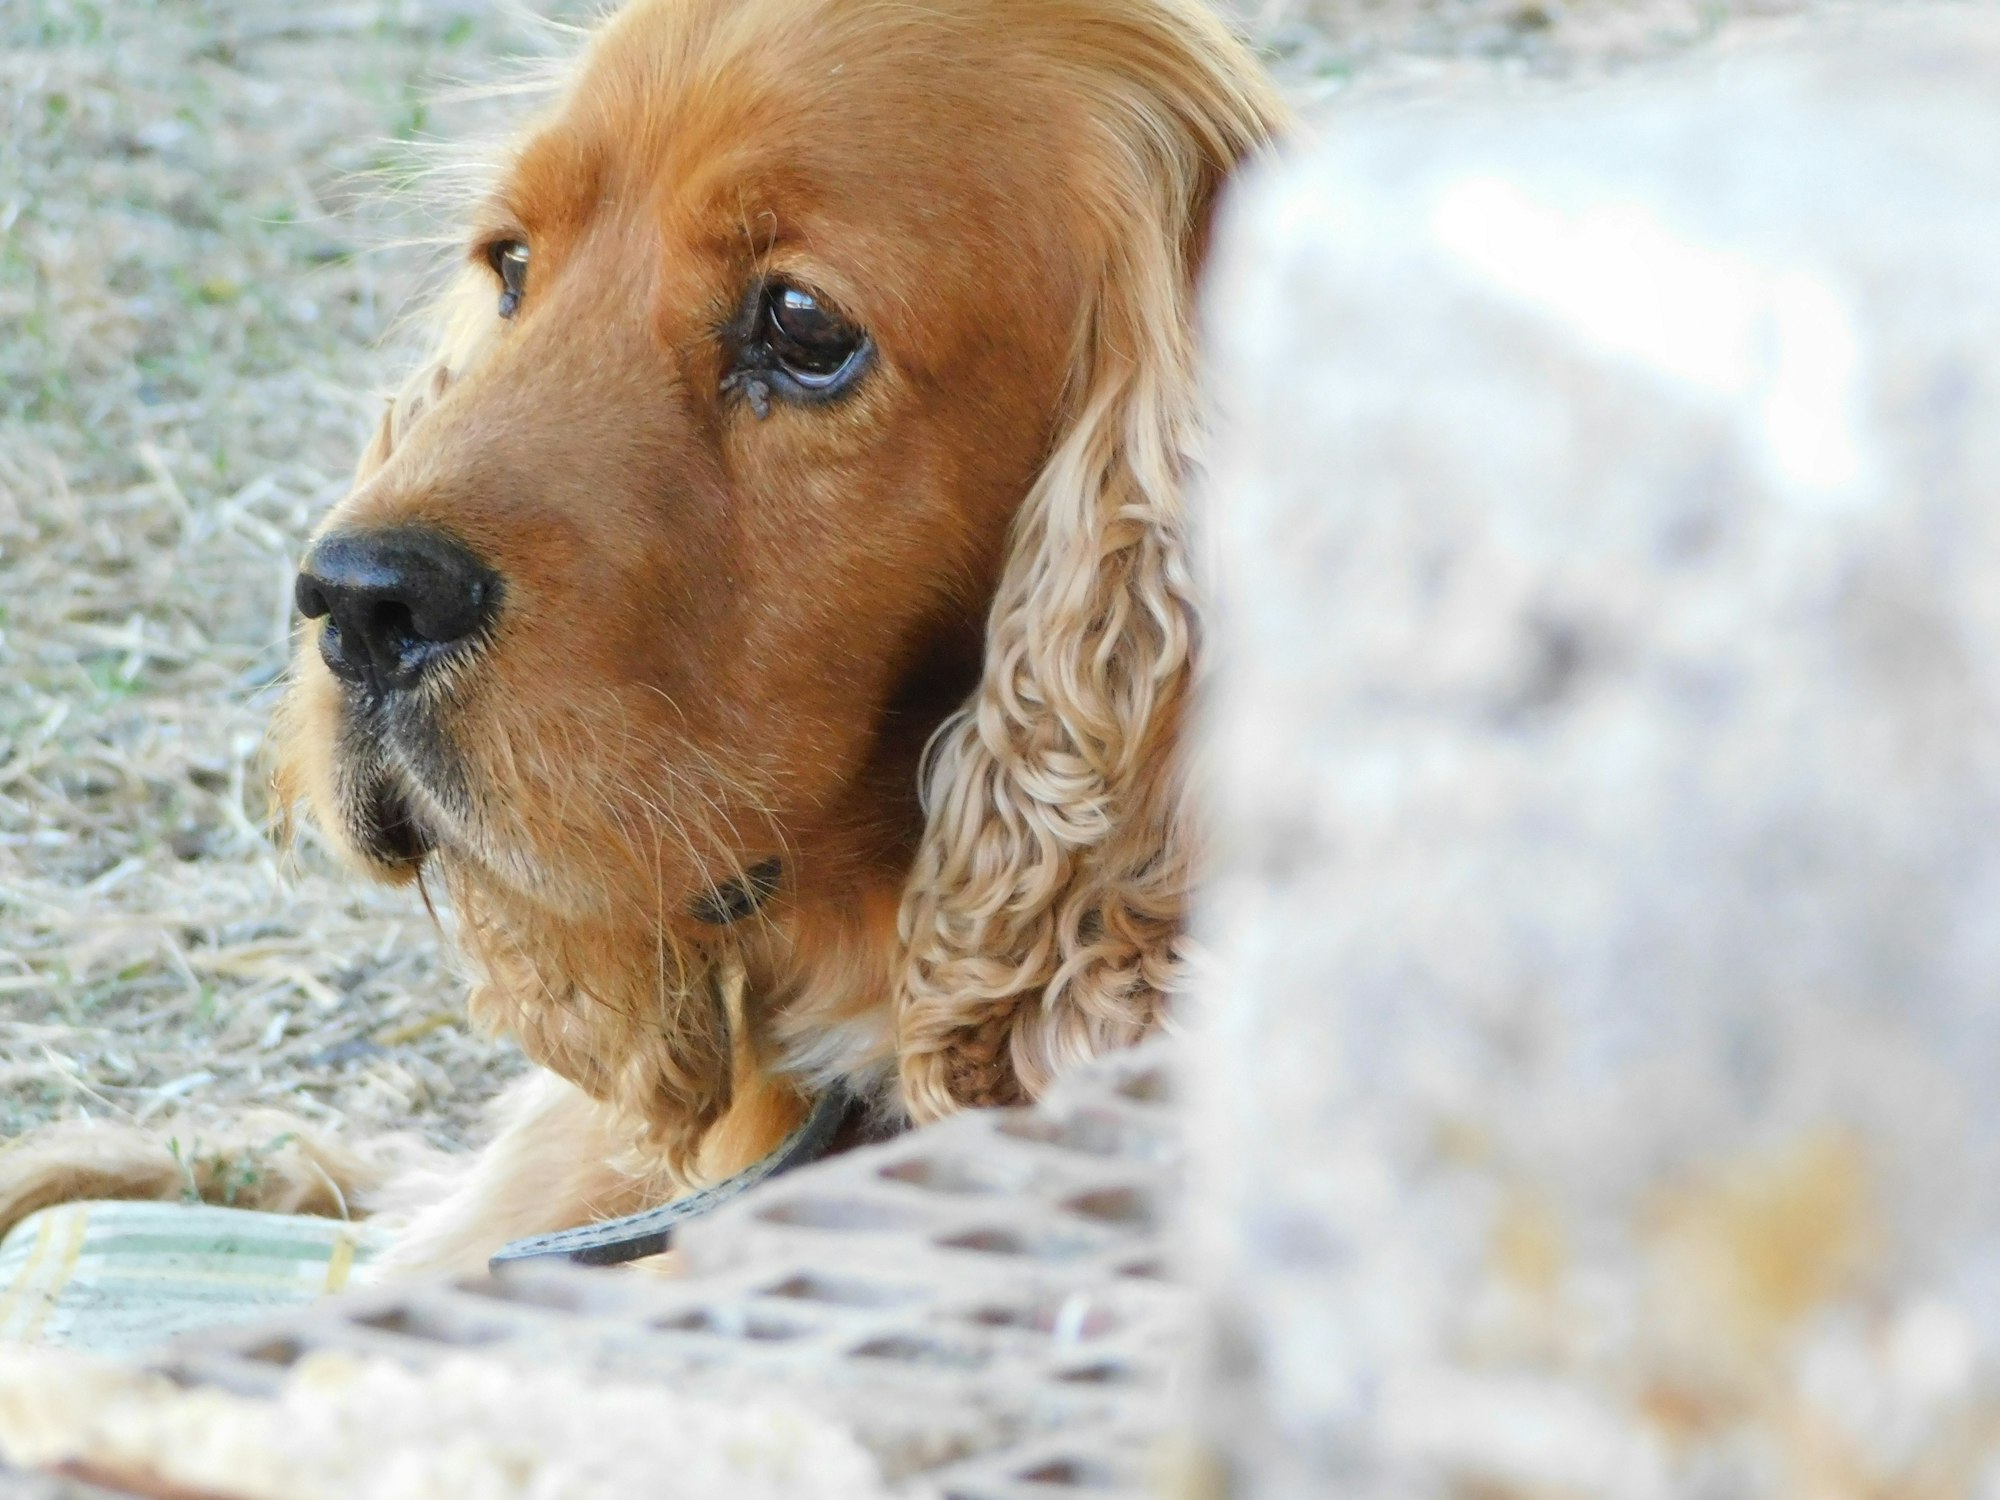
{"left": 488, "top": 1085, "right": 858, "bottom": 1269}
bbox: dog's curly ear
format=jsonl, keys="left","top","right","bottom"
{"left": 894, "top": 5, "right": 1286, "bottom": 1119}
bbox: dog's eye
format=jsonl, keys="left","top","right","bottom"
{"left": 488, "top": 240, "right": 529, "bottom": 319}
{"left": 723, "top": 280, "right": 869, "bottom": 415}
{"left": 761, "top": 284, "right": 863, "bottom": 387}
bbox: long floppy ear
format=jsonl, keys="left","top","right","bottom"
{"left": 894, "top": 7, "right": 1286, "bottom": 1119}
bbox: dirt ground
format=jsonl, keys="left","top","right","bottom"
{"left": 0, "top": 0, "right": 1849, "bottom": 1163}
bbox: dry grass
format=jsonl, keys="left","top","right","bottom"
{"left": 0, "top": 0, "right": 1836, "bottom": 1166}
{"left": 0, "top": 0, "right": 594, "bottom": 1154}
{"left": 1248, "top": 0, "right": 1842, "bottom": 108}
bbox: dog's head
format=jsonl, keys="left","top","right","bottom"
{"left": 274, "top": 0, "right": 1282, "bottom": 1165}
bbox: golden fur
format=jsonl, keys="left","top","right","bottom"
{"left": 0, "top": 0, "right": 1283, "bottom": 1273}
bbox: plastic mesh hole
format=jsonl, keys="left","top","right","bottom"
{"left": 936, "top": 1227, "right": 1097, "bottom": 1261}
{"left": 878, "top": 1155, "right": 1025, "bottom": 1195}
{"left": 762, "top": 1273, "right": 920, "bottom": 1308}
{"left": 353, "top": 1306, "right": 505, "bottom": 1347}
{"left": 458, "top": 1271, "right": 644, "bottom": 1316}
{"left": 1061, "top": 1186, "right": 1158, "bottom": 1229}
{"left": 1117, "top": 1256, "right": 1168, "bottom": 1281}
{"left": 1112, "top": 1067, "right": 1174, "bottom": 1105}
{"left": 1057, "top": 1362, "right": 1138, "bottom": 1386}
{"left": 756, "top": 1196, "right": 929, "bottom": 1231}
{"left": 1017, "top": 1458, "right": 1124, "bottom": 1488}
{"left": 849, "top": 1334, "right": 989, "bottom": 1370}
{"left": 358, "top": 1307, "right": 491, "bottom": 1340}
{"left": 964, "top": 1295, "right": 1119, "bottom": 1341}
{"left": 994, "top": 1108, "right": 1168, "bottom": 1160}
{"left": 243, "top": 1337, "right": 306, "bottom": 1367}
{"left": 654, "top": 1306, "right": 812, "bottom": 1342}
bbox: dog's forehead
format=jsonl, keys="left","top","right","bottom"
{"left": 518, "top": 0, "right": 1093, "bottom": 260}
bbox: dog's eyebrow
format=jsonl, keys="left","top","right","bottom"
{"left": 497, "top": 125, "right": 605, "bottom": 239}
{"left": 466, "top": 193, "right": 531, "bottom": 249}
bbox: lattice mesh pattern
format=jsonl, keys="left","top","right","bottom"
{"left": 156, "top": 1039, "right": 1186, "bottom": 1499}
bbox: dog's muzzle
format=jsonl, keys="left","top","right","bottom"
{"left": 296, "top": 526, "right": 500, "bottom": 699}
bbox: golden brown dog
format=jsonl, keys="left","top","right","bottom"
{"left": 1, "top": 0, "right": 1283, "bottom": 1272}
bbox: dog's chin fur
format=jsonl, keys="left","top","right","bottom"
{"left": 0, "top": 0, "right": 1287, "bottom": 1274}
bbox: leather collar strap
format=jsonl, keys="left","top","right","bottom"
{"left": 488, "top": 1086, "right": 859, "bottom": 1269}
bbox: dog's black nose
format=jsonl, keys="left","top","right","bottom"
{"left": 296, "top": 527, "right": 499, "bottom": 694}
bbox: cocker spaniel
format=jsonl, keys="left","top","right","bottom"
{"left": 3, "top": 0, "right": 1284, "bottom": 1273}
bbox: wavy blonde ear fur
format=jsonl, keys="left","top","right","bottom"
{"left": 894, "top": 2, "right": 1286, "bottom": 1119}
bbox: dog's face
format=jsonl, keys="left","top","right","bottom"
{"left": 283, "top": 0, "right": 1096, "bottom": 936}
{"left": 276, "top": 0, "right": 1279, "bottom": 1147}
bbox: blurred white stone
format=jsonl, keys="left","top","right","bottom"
{"left": 1189, "top": 14, "right": 2000, "bottom": 1498}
